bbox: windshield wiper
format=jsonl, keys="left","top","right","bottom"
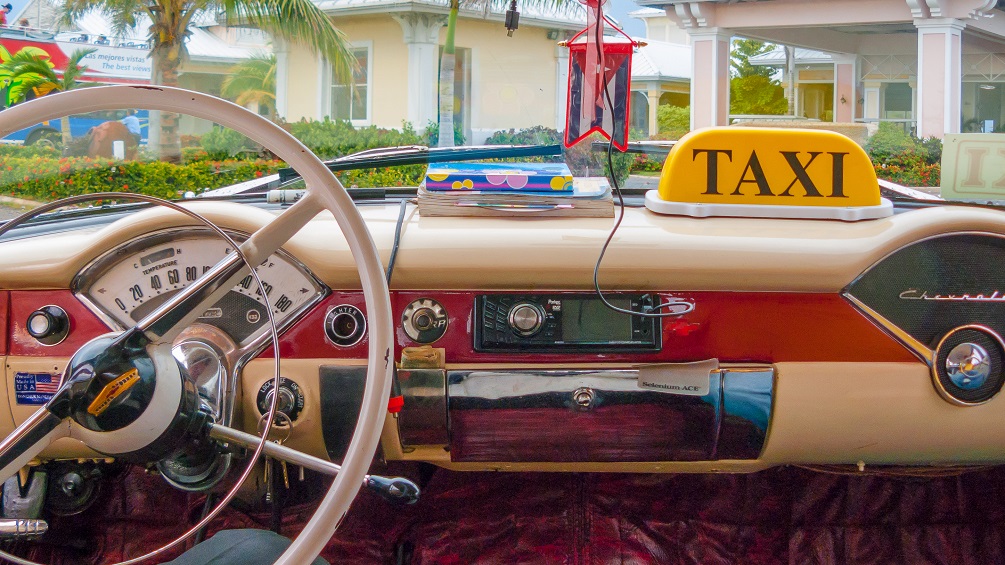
{"left": 277, "top": 143, "right": 563, "bottom": 183}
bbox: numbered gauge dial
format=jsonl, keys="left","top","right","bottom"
{"left": 73, "top": 229, "right": 327, "bottom": 347}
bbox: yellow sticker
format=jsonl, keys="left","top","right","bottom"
{"left": 87, "top": 368, "right": 140, "bottom": 417}
{"left": 657, "top": 127, "right": 880, "bottom": 208}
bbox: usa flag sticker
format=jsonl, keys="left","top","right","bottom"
{"left": 14, "top": 372, "right": 62, "bottom": 405}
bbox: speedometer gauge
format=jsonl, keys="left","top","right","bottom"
{"left": 73, "top": 229, "right": 327, "bottom": 347}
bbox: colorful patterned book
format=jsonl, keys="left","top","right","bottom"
{"left": 424, "top": 162, "right": 574, "bottom": 192}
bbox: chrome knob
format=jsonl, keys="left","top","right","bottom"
{"left": 946, "top": 342, "right": 991, "bottom": 390}
{"left": 26, "top": 305, "right": 68, "bottom": 345}
{"left": 508, "top": 302, "right": 545, "bottom": 336}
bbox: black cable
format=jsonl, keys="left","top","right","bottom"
{"left": 192, "top": 492, "right": 216, "bottom": 545}
{"left": 590, "top": 19, "right": 693, "bottom": 319}
{"left": 385, "top": 198, "right": 412, "bottom": 284}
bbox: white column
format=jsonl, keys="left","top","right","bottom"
{"left": 274, "top": 37, "right": 290, "bottom": 120}
{"left": 832, "top": 54, "right": 857, "bottom": 123}
{"left": 393, "top": 14, "right": 447, "bottom": 130}
{"left": 555, "top": 45, "right": 569, "bottom": 131}
{"left": 647, "top": 83, "right": 661, "bottom": 136}
{"left": 915, "top": 18, "right": 964, "bottom": 138}
{"left": 687, "top": 28, "right": 731, "bottom": 130}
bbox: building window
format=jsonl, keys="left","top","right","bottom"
{"left": 630, "top": 91, "right": 649, "bottom": 136}
{"left": 330, "top": 47, "right": 370, "bottom": 123}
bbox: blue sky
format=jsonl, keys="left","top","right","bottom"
{"left": 605, "top": 0, "right": 647, "bottom": 38}
{"left": 8, "top": 0, "right": 31, "bottom": 22}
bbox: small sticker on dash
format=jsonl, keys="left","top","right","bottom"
{"left": 637, "top": 359, "right": 718, "bottom": 396}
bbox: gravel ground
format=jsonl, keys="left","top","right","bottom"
{"left": 0, "top": 204, "right": 27, "bottom": 221}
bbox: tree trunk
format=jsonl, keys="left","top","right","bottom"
{"left": 60, "top": 115, "right": 71, "bottom": 148}
{"left": 437, "top": 2, "right": 459, "bottom": 147}
{"left": 153, "top": 48, "right": 183, "bottom": 163}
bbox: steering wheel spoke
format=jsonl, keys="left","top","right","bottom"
{"left": 0, "top": 408, "right": 69, "bottom": 483}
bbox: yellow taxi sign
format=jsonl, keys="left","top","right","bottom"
{"left": 647, "top": 128, "right": 891, "bottom": 221}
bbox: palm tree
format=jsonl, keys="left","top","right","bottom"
{"left": 221, "top": 52, "right": 276, "bottom": 119}
{"left": 62, "top": 0, "right": 358, "bottom": 160}
{"left": 0, "top": 47, "right": 97, "bottom": 147}
{"left": 436, "top": 0, "right": 566, "bottom": 147}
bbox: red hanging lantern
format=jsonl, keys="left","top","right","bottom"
{"left": 563, "top": 0, "right": 637, "bottom": 152}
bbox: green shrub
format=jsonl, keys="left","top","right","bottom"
{"left": 865, "top": 123, "right": 942, "bottom": 187}
{"left": 200, "top": 126, "right": 255, "bottom": 160}
{"left": 336, "top": 166, "right": 424, "bottom": 188}
{"left": 0, "top": 155, "right": 282, "bottom": 201}
{"left": 656, "top": 105, "right": 690, "bottom": 139}
{"left": 563, "top": 133, "right": 633, "bottom": 185}
{"left": 423, "top": 120, "right": 465, "bottom": 147}
{"left": 866, "top": 122, "right": 919, "bottom": 163}
{"left": 289, "top": 119, "right": 424, "bottom": 160}
{"left": 485, "top": 126, "right": 563, "bottom": 146}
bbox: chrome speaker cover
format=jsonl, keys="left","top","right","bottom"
{"left": 932, "top": 326, "right": 1005, "bottom": 406}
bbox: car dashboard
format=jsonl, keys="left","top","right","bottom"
{"left": 3, "top": 198, "right": 1005, "bottom": 475}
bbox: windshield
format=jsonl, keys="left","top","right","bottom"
{"left": 0, "top": 0, "right": 994, "bottom": 217}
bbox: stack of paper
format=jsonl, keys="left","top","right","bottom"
{"left": 417, "top": 162, "right": 613, "bottom": 217}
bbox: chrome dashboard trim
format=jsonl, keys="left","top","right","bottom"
{"left": 843, "top": 294, "right": 934, "bottom": 365}
{"left": 439, "top": 366, "right": 773, "bottom": 463}
{"left": 931, "top": 324, "right": 1005, "bottom": 407}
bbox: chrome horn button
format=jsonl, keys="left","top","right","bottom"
{"left": 946, "top": 342, "right": 991, "bottom": 390}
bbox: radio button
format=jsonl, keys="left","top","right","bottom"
{"left": 508, "top": 302, "right": 545, "bottom": 336}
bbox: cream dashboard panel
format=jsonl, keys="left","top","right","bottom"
{"left": 2, "top": 202, "right": 1005, "bottom": 292}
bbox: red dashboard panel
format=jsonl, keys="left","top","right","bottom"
{"left": 263, "top": 291, "right": 919, "bottom": 364}
{"left": 3, "top": 290, "right": 918, "bottom": 364}
{"left": 7, "top": 290, "right": 112, "bottom": 357}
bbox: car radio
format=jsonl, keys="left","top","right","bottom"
{"left": 473, "top": 293, "right": 661, "bottom": 352}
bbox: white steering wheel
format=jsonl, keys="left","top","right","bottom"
{"left": 0, "top": 86, "right": 395, "bottom": 564}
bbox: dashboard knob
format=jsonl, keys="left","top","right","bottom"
{"left": 325, "top": 304, "right": 366, "bottom": 347}
{"left": 402, "top": 298, "right": 448, "bottom": 344}
{"left": 508, "top": 302, "right": 545, "bottom": 336}
{"left": 26, "top": 306, "right": 69, "bottom": 345}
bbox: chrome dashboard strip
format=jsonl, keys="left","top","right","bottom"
{"left": 433, "top": 367, "right": 773, "bottom": 463}
{"left": 843, "top": 293, "right": 934, "bottom": 365}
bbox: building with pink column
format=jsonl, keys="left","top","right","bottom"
{"left": 636, "top": 0, "right": 1004, "bottom": 138}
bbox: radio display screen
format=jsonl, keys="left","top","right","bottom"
{"left": 562, "top": 297, "right": 633, "bottom": 342}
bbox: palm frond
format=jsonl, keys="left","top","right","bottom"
{"left": 224, "top": 0, "right": 356, "bottom": 82}
{"left": 61, "top": 0, "right": 148, "bottom": 37}
{"left": 61, "top": 48, "right": 97, "bottom": 87}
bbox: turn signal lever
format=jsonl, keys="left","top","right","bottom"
{"left": 365, "top": 475, "right": 420, "bottom": 505}
{"left": 0, "top": 519, "right": 47, "bottom": 539}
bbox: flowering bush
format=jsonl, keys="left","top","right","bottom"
{"left": 866, "top": 122, "right": 941, "bottom": 187}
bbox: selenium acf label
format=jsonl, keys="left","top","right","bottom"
{"left": 14, "top": 372, "right": 61, "bottom": 405}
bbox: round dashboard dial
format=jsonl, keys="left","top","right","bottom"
{"left": 73, "top": 229, "right": 327, "bottom": 347}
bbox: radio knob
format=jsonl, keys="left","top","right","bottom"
{"left": 508, "top": 302, "right": 545, "bottom": 336}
